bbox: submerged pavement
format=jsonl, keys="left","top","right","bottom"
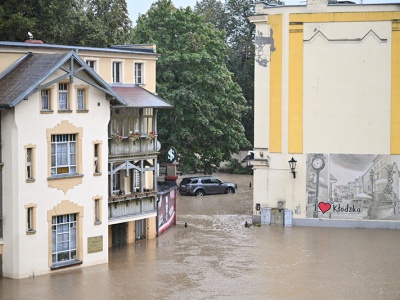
{"left": 1, "top": 174, "right": 399, "bottom": 299}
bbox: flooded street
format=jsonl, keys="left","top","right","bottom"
{"left": 1, "top": 173, "right": 400, "bottom": 299}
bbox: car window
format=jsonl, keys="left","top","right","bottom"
{"left": 191, "top": 179, "right": 198, "bottom": 184}
{"left": 209, "top": 178, "right": 221, "bottom": 184}
{"left": 202, "top": 178, "right": 211, "bottom": 184}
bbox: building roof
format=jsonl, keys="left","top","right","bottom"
{"left": 0, "top": 41, "right": 157, "bottom": 55}
{"left": 111, "top": 85, "right": 173, "bottom": 109}
{"left": 0, "top": 51, "right": 126, "bottom": 108}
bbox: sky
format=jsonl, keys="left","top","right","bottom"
{"left": 127, "top": 0, "right": 400, "bottom": 23}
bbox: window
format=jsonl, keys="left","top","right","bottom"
{"left": 58, "top": 83, "right": 69, "bottom": 110}
{"left": 94, "top": 143, "right": 101, "bottom": 174}
{"left": 94, "top": 198, "right": 101, "bottom": 225}
{"left": 51, "top": 134, "right": 77, "bottom": 175}
{"left": 133, "top": 169, "right": 141, "bottom": 193}
{"left": 86, "top": 60, "right": 96, "bottom": 70}
{"left": 77, "top": 89, "right": 86, "bottom": 110}
{"left": 110, "top": 108, "right": 140, "bottom": 137}
{"left": 112, "top": 171, "right": 121, "bottom": 194}
{"left": 135, "top": 63, "right": 144, "bottom": 84}
{"left": 113, "top": 62, "right": 122, "bottom": 83}
{"left": 26, "top": 147, "right": 33, "bottom": 180}
{"left": 142, "top": 108, "right": 153, "bottom": 134}
{"left": 41, "top": 89, "right": 51, "bottom": 111}
{"left": 25, "top": 145, "right": 35, "bottom": 181}
{"left": 52, "top": 214, "right": 77, "bottom": 264}
{"left": 26, "top": 205, "right": 36, "bottom": 234}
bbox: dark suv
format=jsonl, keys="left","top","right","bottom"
{"left": 178, "top": 176, "right": 237, "bottom": 196}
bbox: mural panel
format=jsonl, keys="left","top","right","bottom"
{"left": 306, "top": 154, "right": 400, "bottom": 220}
{"left": 157, "top": 189, "right": 177, "bottom": 235}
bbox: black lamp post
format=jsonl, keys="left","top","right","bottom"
{"left": 288, "top": 157, "right": 297, "bottom": 178}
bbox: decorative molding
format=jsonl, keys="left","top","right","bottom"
{"left": 304, "top": 29, "right": 387, "bottom": 44}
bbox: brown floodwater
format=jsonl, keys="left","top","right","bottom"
{"left": 1, "top": 173, "right": 400, "bottom": 299}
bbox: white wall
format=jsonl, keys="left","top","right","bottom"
{"left": 3, "top": 73, "right": 111, "bottom": 278}
{"left": 303, "top": 21, "right": 392, "bottom": 154}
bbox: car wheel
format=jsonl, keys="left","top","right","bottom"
{"left": 195, "top": 189, "right": 205, "bottom": 196}
{"left": 226, "top": 187, "right": 234, "bottom": 194}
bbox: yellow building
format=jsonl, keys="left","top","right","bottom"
{"left": 0, "top": 40, "right": 171, "bottom": 278}
{"left": 249, "top": 0, "right": 400, "bottom": 228}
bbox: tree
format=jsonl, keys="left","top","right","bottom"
{"left": 195, "top": 0, "right": 255, "bottom": 145}
{"left": 0, "top": 0, "right": 132, "bottom": 47}
{"left": 0, "top": 0, "right": 81, "bottom": 43}
{"left": 132, "top": 0, "right": 251, "bottom": 174}
{"left": 85, "top": 0, "right": 132, "bottom": 47}
{"left": 194, "top": 0, "right": 227, "bottom": 32}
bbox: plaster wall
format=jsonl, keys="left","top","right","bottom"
{"left": 303, "top": 21, "right": 392, "bottom": 154}
{"left": 250, "top": 3, "right": 400, "bottom": 226}
{"left": 2, "top": 72, "right": 110, "bottom": 278}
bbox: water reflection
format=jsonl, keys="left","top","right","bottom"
{"left": 1, "top": 174, "right": 400, "bottom": 299}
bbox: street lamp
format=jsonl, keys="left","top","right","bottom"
{"left": 288, "top": 157, "right": 297, "bottom": 178}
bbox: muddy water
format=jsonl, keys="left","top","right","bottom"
{"left": 1, "top": 173, "right": 400, "bottom": 299}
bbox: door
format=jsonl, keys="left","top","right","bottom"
{"left": 112, "top": 223, "right": 127, "bottom": 247}
{"left": 135, "top": 219, "right": 146, "bottom": 240}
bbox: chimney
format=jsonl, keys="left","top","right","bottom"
{"left": 25, "top": 39, "right": 44, "bottom": 44}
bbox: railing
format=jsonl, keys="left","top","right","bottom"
{"left": 108, "top": 192, "right": 157, "bottom": 220}
{"left": 109, "top": 135, "right": 157, "bottom": 156}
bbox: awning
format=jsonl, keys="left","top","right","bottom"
{"left": 111, "top": 85, "right": 173, "bottom": 109}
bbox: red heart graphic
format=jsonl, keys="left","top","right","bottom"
{"left": 318, "top": 202, "right": 331, "bottom": 214}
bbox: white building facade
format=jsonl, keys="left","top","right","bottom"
{"left": 0, "top": 41, "right": 171, "bottom": 278}
{"left": 250, "top": 0, "right": 400, "bottom": 228}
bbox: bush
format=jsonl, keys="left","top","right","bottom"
{"left": 225, "top": 158, "right": 253, "bottom": 175}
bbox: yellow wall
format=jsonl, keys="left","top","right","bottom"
{"left": 147, "top": 216, "right": 157, "bottom": 239}
{"left": 269, "top": 15, "right": 283, "bottom": 153}
{"left": 0, "top": 53, "right": 24, "bottom": 73}
{"left": 128, "top": 221, "right": 135, "bottom": 244}
{"left": 391, "top": 20, "right": 400, "bottom": 154}
{"left": 288, "top": 22, "right": 304, "bottom": 154}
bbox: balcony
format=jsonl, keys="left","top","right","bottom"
{"left": 108, "top": 191, "right": 157, "bottom": 220}
{"left": 109, "top": 134, "right": 158, "bottom": 157}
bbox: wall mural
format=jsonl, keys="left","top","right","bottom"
{"left": 306, "top": 154, "right": 400, "bottom": 221}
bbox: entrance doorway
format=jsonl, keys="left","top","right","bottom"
{"left": 135, "top": 219, "right": 146, "bottom": 240}
{"left": 112, "top": 223, "right": 127, "bottom": 247}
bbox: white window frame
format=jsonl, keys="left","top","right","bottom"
{"left": 58, "top": 83, "right": 70, "bottom": 111}
{"left": 112, "top": 171, "right": 121, "bottom": 194}
{"left": 41, "top": 89, "right": 51, "bottom": 111}
{"left": 52, "top": 214, "right": 77, "bottom": 265}
{"left": 85, "top": 59, "right": 97, "bottom": 72}
{"left": 51, "top": 134, "right": 77, "bottom": 176}
{"left": 134, "top": 62, "right": 145, "bottom": 85}
{"left": 112, "top": 60, "right": 124, "bottom": 83}
{"left": 133, "top": 169, "right": 141, "bottom": 193}
{"left": 77, "top": 89, "right": 85, "bottom": 110}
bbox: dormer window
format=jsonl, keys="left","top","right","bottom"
{"left": 58, "top": 83, "right": 70, "bottom": 111}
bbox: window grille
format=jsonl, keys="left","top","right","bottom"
{"left": 52, "top": 214, "right": 77, "bottom": 264}
{"left": 51, "top": 134, "right": 77, "bottom": 175}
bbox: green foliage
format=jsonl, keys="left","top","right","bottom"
{"left": 195, "top": 0, "right": 255, "bottom": 145}
{"left": 225, "top": 158, "right": 253, "bottom": 175}
{"left": 132, "top": 0, "right": 251, "bottom": 174}
{"left": 0, "top": 0, "right": 132, "bottom": 46}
